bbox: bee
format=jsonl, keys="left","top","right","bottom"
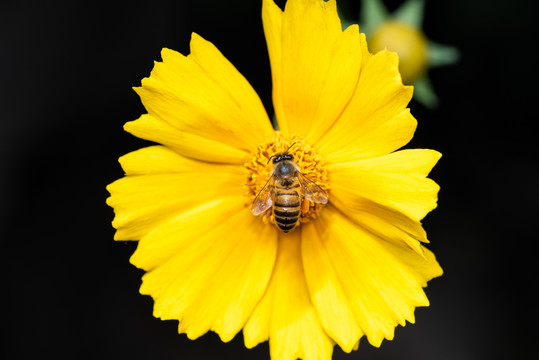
{"left": 251, "top": 145, "right": 328, "bottom": 233}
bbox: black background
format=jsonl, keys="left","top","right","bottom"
{"left": 2, "top": 0, "right": 537, "bottom": 359}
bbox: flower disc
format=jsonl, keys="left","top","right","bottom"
{"left": 245, "top": 134, "right": 329, "bottom": 226}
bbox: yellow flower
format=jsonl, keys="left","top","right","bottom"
{"left": 106, "top": 0, "right": 443, "bottom": 359}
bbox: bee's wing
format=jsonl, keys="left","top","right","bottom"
{"left": 251, "top": 176, "right": 275, "bottom": 216}
{"left": 297, "top": 172, "right": 328, "bottom": 204}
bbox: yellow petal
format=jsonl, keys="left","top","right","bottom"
{"left": 333, "top": 148, "right": 442, "bottom": 175}
{"left": 135, "top": 34, "right": 274, "bottom": 154}
{"left": 317, "top": 50, "right": 415, "bottom": 162}
{"left": 312, "top": 207, "right": 442, "bottom": 347}
{"left": 138, "top": 207, "right": 277, "bottom": 342}
{"left": 331, "top": 196, "right": 429, "bottom": 257}
{"left": 130, "top": 197, "right": 245, "bottom": 271}
{"left": 244, "top": 230, "right": 334, "bottom": 360}
{"left": 124, "top": 114, "right": 249, "bottom": 164}
{"left": 359, "top": 29, "right": 372, "bottom": 69}
{"left": 262, "top": 0, "right": 283, "bottom": 133}
{"left": 301, "top": 221, "right": 363, "bottom": 352}
{"left": 262, "top": 0, "right": 364, "bottom": 143}
{"left": 329, "top": 149, "right": 441, "bottom": 221}
{"left": 187, "top": 33, "right": 275, "bottom": 140}
{"left": 106, "top": 164, "right": 246, "bottom": 240}
{"left": 118, "top": 145, "right": 238, "bottom": 175}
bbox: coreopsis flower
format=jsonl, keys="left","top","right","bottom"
{"left": 358, "top": 0, "right": 460, "bottom": 107}
{"left": 106, "top": 0, "right": 443, "bottom": 359}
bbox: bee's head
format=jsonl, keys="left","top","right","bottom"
{"left": 267, "top": 142, "right": 296, "bottom": 165}
{"left": 271, "top": 153, "right": 293, "bottom": 164}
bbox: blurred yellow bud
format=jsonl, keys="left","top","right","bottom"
{"left": 369, "top": 20, "right": 428, "bottom": 84}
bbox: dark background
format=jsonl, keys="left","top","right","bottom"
{"left": 2, "top": 0, "right": 537, "bottom": 359}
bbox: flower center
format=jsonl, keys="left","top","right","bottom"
{"left": 244, "top": 134, "right": 329, "bottom": 229}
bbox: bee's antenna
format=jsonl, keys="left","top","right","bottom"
{"left": 285, "top": 142, "right": 297, "bottom": 153}
{"left": 267, "top": 155, "right": 275, "bottom": 165}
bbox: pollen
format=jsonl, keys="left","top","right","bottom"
{"left": 244, "top": 134, "right": 329, "bottom": 228}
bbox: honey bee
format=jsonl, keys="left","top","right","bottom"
{"left": 251, "top": 145, "right": 328, "bottom": 233}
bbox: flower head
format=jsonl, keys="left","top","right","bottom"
{"left": 106, "top": 0, "right": 443, "bottom": 359}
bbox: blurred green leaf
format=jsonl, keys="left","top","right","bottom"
{"left": 360, "top": 0, "right": 388, "bottom": 34}
{"left": 413, "top": 76, "right": 439, "bottom": 109}
{"left": 393, "top": 0, "right": 425, "bottom": 27}
{"left": 271, "top": 113, "right": 280, "bottom": 131}
{"left": 428, "top": 41, "right": 461, "bottom": 68}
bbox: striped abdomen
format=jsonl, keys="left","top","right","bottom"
{"left": 273, "top": 181, "right": 301, "bottom": 233}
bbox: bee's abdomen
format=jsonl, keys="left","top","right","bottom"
{"left": 273, "top": 189, "right": 301, "bottom": 233}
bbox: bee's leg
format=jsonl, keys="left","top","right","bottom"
{"left": 301, "top": 199, "right": 310, "bottom": 214}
